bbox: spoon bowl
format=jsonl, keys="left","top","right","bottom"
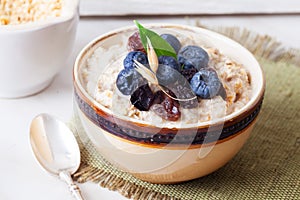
{"left": 30, "top": 113, "right": 84, "bottom": 200}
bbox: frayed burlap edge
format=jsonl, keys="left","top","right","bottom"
{"left": 74, "top": 163, "right": 179, "bottom": 200}
{"left": 72, "top": 25, "right": 300, "bottom": 200}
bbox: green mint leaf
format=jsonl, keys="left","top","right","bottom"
{"left": 134, "top": 20, "right": 177, "bottom": 59}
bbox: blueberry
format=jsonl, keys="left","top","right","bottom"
{"left": 160, "top": 34, "right": 181, "bottom": 53}
{"left": 156, "top": 56, "right": 181, "bottom": 86}
{"left": 167, "top": 81, "right": 198, "bottom": 109}
{"left": 158, "top": 56, "right": 180, "bottom": 71}
{"left": 130, "top": 84, "right": 154, "bottom": 111}
{"left": 190, "top": 68, "right": 222, "bottom": 99}
{"left": 116, "top": 68, "right": 147, "bottom": 95}
{"left": 156, "top": 64, "right": 181, "bottom": 86}
{"left": 123, "top": 51, "right": 148, "bottom": 70}
{"left": 178, "top": 45, "right": 209, "bottom": 70}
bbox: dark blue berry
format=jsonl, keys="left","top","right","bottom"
{"left": 160, "top": 34, "right": 181, "bottom": 53}
{"left": 158, "top": 56, "right": 180, "bottom": 71}
{"left": 156, "top": 64, "right": 181, "bottom": 86}
{"left": 178, "top": 45, "right": 209, "bottom": 70}
{"left": 130, "top": 84, "right": 154, "bottom": 111}
{"left": 123, "top": 51, "right": 148, "bottom": 70}
{"left": 190, "top": 68, "right": 222, "bottom": 99}
{"left": 167, "top": 81, "right": 198, "bottom": 109}
{"left": 116, "top": 68, "right": 147, "bottom": 95}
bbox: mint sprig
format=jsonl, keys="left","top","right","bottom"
{"left": 134, "top": 20, "right": 177, "bottom": 59}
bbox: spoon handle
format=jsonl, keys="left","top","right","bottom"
{"left": 59, "top": 171, "right": 85, "bottom": 200}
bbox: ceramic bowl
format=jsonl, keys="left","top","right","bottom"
{"left": 0, "top": 0, "right": 79, "bottom": 98}
{"left": 73, "top": 24, "right": 265, "bottom": 184}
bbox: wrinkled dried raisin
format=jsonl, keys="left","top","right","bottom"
{"left": 151, "top": 90, "right": 181, "bottom": 121}
{"left": 127, "top": 31, "right": 146, "bottom": 53}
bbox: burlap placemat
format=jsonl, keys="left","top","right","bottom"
{"left": 70, "top": 27, "right": 300, "bottom": 200}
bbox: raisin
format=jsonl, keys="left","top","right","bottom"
{"left": 127, "top": 31, "right": 146, "bottom": 53}
{"left": 152, "top": 90, "right": 165, "bottom": 105}
{"left": 130, "top": 84, "right": 154, "bottom": 111}
{"left": 152, "top": 90, "right": 181, "bottom": 121}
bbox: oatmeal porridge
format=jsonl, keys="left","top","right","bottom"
{"left": 81, "top": 25, "right": 252, "bottom": 125}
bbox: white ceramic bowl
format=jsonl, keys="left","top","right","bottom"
{"left": 73, "top": 24, "right": 265, "bottom": 184}
{"left": 0, "top": 0, "right": 79, "bottom": 98}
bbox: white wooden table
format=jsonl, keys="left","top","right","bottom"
{"left": 0, "top": 3, "right": 299, "bottom": 199}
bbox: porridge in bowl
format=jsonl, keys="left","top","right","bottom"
{"left": 74, "top": 22, "right": 264, "bottom": 183}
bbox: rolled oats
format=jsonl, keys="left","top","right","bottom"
{"left": 0, "top": 0, "right": 62, "bottom": 25}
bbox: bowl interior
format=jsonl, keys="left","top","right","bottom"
{"left": 74, "top": 24, "right": 264, "bottom": 128}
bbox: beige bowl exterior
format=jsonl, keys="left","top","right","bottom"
{"left": 133, "top": 123, "right": 254, "bottom": 183}
{"left": 75, "top": 104, "right": 255, "bottom": 183}
{"left": 73, "top": 24, "right": 265, "bottom": 183}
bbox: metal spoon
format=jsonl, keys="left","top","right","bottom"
{"left": 29, "top": 113, "right": 84, "bottom": 200}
